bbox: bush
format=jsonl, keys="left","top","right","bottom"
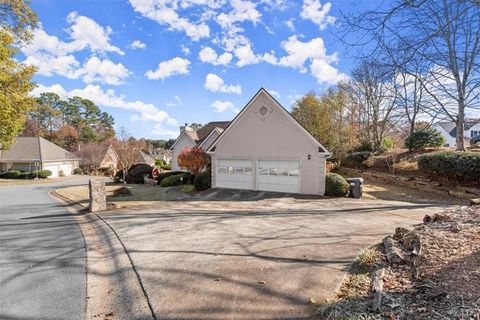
{"left": 155, "top": 159, "right": 165, "bottom": 167}
{"left": 418, "top": 151, "right": 480, "bottom": 184}
{"left": 343, "top": 151, "right": 373, "bottom": 169}
{"left": 34, "top": 170, "right": 52, "bottom": 179}
{"left": 404, "top": 128, "right": 445, "bottom": 152}
{"left": 59, "top": 170, "right": 65, "bottom": 177}
{"left": 73, "top": 167, "right": 83, "bottom": 175}
{"left": 161, "top": 164, "right": 172, "bottom": 170}
{"left": 354, "top": 141, "right": 374, "bottom": 152}
{"left": 156, "top": 170, "right": 184, "bottom": 184}
{"left": 125, "top": 164, "right": 153, "bottom": 184}
{"left": 381, "top": 137, "right": 395, "bottom": 151}
{"left": 18, "top": 172, "right": 32, "bottom": 179}
{"left": 2, "top": 170, "right": 21, "bottom": 179}
{"left": 194, "top": 170, "right": 211, "bottom": 191}
{"left": 325, "top": 173, "right": 349, "bottom": 197}
{"left": 160, "top": 173, "right": 190, "bottom": 187}
{"left": 114, "top": 170, "right": 125, "bottom": 183}
{"left": 103, "top": 167, "right": 115, "bottom": 177}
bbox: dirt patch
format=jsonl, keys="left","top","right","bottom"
{"left": 317, "top": 206, "right": 480, "bottom": 320}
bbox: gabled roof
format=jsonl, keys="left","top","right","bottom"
{"left": 197, "top": 127, "right": 224, "bottom": 149}
{"left": 169, "top": 121, "right": 230, "bottom": 150}
{"left": 435, "top": 120, "right": 480, "bottom": 138}
{"left": 0, "top": 136, "right": 80, "bottom": 162}
{"left": 206, "top": 88, "right": 331, "bottom": 155}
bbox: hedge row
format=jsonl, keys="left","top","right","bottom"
{"left": 0, "top": 170, "right": 52, "bottom": 179}
{"left": 342, "top": 151, "right": 373, "bottom": 169}
{"left": 418, "top": 151, "right": 480, "bottom": 184}
{"left": 160, "top": 172, "right": 191, "bottom": 187}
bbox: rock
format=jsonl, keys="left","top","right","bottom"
{"left": 393, "top": 227, "right": 410, "bottom": 240}
{"left": 89, "top": 179, "right": 107, "bottom": 212}
{"left": 470, "top": 198, "right": 480, "bottom": 205}
{"left": 423, "top": 215, "right": 432, "bottom": 223}
{"left": 371, "top": 268, "right": 385, "bottom": 311}
{"left": 382, "top": 236, "right": 405, "bottom": 264}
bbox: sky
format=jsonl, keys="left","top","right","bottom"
{"left": 22, "top": 0, "right": 369, "bottom": 139}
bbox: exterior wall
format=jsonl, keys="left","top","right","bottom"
{"left": 100, "top": 147, "right": 119, "bottom": 168}
{"left": 42, "top": 160, "right": 79, "bottom": 177}
{"left": 171, "top": 134, "right": 196, "bottom": 171}
{"left": 200, "top": 130, "right": 220, "bottom": 151}
{"left": 468, "top": 123, "right": 480, "bottom": 139}
{"left": 433, "top": 125, "right": 456, "bottom": 147}
{"left": 434, "top": 123, "right": 480, "bottom": 147}
{"left": 211, "top": 91, "right": 327, "bottom": 195}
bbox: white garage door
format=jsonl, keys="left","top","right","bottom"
{"left": 44, "top": 164, "right": 59, "bottom": 177}
{"left": 257, "top": 160, "right": 299, "bottom": 193}
{"left": 216, "top": 159, "right": 253, "bottom": 190}
{"left": 59, "top": 164, "right": 72, "bottom": 176}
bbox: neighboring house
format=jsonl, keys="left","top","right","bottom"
{"left": 170, "top": 121, "right": 229, "bottom": 171}
{"left": 207, "top": 88, "right": 330, "bottom": 195}
{"left": 0, "top": 136, "right": 80, "bottom": 177}
{"left": 137, "top": 150, "right": 155, "bottom": 166}
{"left": 99, "top": 144, "right": 119, "bottom": 169}
{"left": 150, "top": 148, "right": 172, "bottom": 164}
{"left": 433, "top": 120, "right": 480, "bottom": 147}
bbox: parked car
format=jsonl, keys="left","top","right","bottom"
{"left": 471, "top": 135, "right": 480, "bottom": 146}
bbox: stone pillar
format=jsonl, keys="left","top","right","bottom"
{"left": 89, "top": 179, "right": 106, "bottom": 212}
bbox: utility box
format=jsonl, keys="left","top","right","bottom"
{"left": 347, "top": 178, "right": 364, "bottom": 199}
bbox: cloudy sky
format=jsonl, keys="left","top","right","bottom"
{"left": 23, "top": 0, "right": 367, "bottom": 139}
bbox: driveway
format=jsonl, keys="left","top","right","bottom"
{"left": 96, "top": 195, "right": 455, "bottom": 320}
{"left": 0, "top": 176, "right": 91, "bottom": 320}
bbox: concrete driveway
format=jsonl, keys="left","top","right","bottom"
{"left": 96, "top": 196, "right": 454, "bottom": 320}
{"left": 0, "top": 176, "right": 91, "bottom": 320}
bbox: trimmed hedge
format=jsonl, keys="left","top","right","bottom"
{"left": 194, "top": 170, "right": 211, "bottom": 191}
{"left": 73, "top": 167, "right": 83, "bottom": 175}
{"left": 404, "top": 128, "right": 445, "bottom": 151}
{"left": 343, "top": 151, "right": 373, "bottom": 169}
{"left": 418, "top": 151, "right": 480, "bottom": 184}
{"left": 1, "top": 170, "right": 21, "bottom": 179}
{"left": 156, "top": 170, "right": 185, "bottom": 184}
{"left": 160, "top": 172, "right": 190, "bottom": 187}
{"left": 0, "top": 170, "right": 52, "bottom": 179}
{"left": 35, "top": 170, "right": 52, "bottom": 178}
{"left": 325, "top": 173, "right": 349, "bottom": 197}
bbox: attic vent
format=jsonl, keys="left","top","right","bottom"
{"left": 259, "top": 106, "right": 268, "bottom": 116}
{"left": 318, "top": 146, "right": 325, "bottom": 153}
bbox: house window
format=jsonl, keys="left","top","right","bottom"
{"left": 471, "top": 130, "right": 479, "bottom": 137}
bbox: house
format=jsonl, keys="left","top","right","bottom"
{"left": 98, "top": 144, "right": 119, "bottom": 169}
{"left": 0, "top": 136, "right": 80, "bottom": 177}
{"left": 137, "top": 150, "right": 155, "bottom": 166}
{"left": 206, "top": 88, "right": 330, "bottom": 195}
{"left": 170, "top": 121, "right": 229, "bottom": 171}
{"left": 150, "top": 148, "right": 172, "bottom": 164}
{"left": 433, "top": 120, "right": 480, "bottom": 147}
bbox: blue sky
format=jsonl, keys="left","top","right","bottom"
{"left": 22, "top": 0, "right": 367, "bottom": 139}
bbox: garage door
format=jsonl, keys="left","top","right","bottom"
{"left": 257, "top": 160, "right": 299, "bottom": 193}
{"left": 59, "top": 164, "right": 72, "bottom": 176}
{"left": 216, "top": 159, "right": 253, "bottom": 190}
{"left": 43, "top": 164, "right": 59, "bottom": 177}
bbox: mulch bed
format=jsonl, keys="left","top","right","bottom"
{"left": 317, "top": 206, "right": 480, "bottom": 320}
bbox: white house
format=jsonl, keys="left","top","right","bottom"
{"left": 170, "top": 121, "right": 229, "bottom": 171}
{"left": 433, "top": 120, "right": 480, "bottom": 147}
{"left": 207, "top": 88, "right": 330, "bottom": 195}
{"left": 0, "top": 136, "right": 80, "bottom": 177}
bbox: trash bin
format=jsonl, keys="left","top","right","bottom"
{"left": 346, "top": 178, "right": 364, "bottom": 198}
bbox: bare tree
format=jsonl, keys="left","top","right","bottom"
{"left": 77, "top": 142, "right": 106, "bottom": 175}
{"left": 113, "top": 128, "right": 146, "bottom": 184}
{"left": 342, "top": 0, "right": 480, "bottom": 150}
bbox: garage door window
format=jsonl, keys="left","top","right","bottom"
{"left": 218, "top": 160, "right": 252, "bottom": 175}
{"left": 258, "top": 164, "right": 299, "bottom": 177}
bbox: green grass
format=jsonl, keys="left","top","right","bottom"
{"left": 182, "top": 184, "right": 196, "bottom": 193}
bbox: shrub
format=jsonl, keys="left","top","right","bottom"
{"left": 2, "top": 170, "right": 21, "bottom": 179}
{"left": 73, "top": 167, "right": 83, "bottom": 175}
{"left": 160, "top": 173, "right": 190, "bottom": 187}
{"left": 156, "top": 170, "right": 184, "bottom": 184}
{"left": 161, "top": 164, "right": 172, "bottom": 170}
{"left": 354, "top": 141, "right": 374, "bottom": 152}
{"left": 18, "top": 172, "right": 32, "bottom": 179}
{"left": 103, "top": 167, "right": 115, "bottom": 177}
{"left": 194, "top": 170, "right": 211, "bottom": 191}
{"left": 343, "top": 151, "right": 373, "bottom": 169}
{"left": 404, "top": 128, "right": 445, "bottom": 152}
{"left": 381, "top": 137, "right": 395, "bottom": 151}
{"left": 59, "top": 170, "right": 65, "bottom": 177}
{"left": 125, "top": 164, "right": 153, "bottom": 184}
{"left": 155, "top": 159, "right": 165, "bottom": 167}
{"left": 418, "top": 151, "right": 480, "bottom": 184}
{"left": 34, "top": 170, "right": 52, "bottom": 179}
{"left": 325, "top": 173, "right": 349, "bottom": 197}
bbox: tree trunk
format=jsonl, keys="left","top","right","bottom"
{"left": 455, "top": 106, "right": 465, "bottom": 151}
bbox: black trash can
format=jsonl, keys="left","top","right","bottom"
{"left": 346, "top": 178, "right": 364, "bottom": 198}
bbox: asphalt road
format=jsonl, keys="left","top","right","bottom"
{"left": 0, "top": 176, "right": 90, "bottom": 320}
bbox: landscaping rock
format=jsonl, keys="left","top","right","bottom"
{"left": 89, "top": 179, "right": 107, "bottom": 212}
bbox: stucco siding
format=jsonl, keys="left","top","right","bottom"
{"left": 171, "top": 134, "right": 196, "bottom": 171}
{"left": 200, "top": 130, "right": 220, "bottom": 151}
{"left": 212, "top": 91, "right": 327, "bottom": 195}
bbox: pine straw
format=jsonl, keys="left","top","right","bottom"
{"left": 317, "top": 206, "right": 480, "bottom": 320}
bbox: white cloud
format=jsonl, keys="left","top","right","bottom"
{"left": 129, "top": 40, "right": 146, "bottom": 49}
{"left": 166, "top": 95, "right": 183, "bottom": 107}
{"left": 81, "top": 56, "right": 131, "bottom": 85}
{"left": 301, "top": 0, "right": 336, "bottom": 30}
{"left": 234, "top": 44, "right": 260, "bottom": 66}
{"left": 267, "top": 89, "right": 280, "bottom": 98}
{"left": 31, "top": 83, "right": 177, "bottom": 126}
{"left": 181, "top": 45, "right": 191, "bottom": 55}
{"left": 211, "top": 100, "right": 239, "bottom": 113}
{"left": 152, "top": 124, "right": 180, "bottom": 138}
{"left": 204, "top": 73, "right": 241, "bottom": 94}
{"left": 198, "top": 47, "right": 233, "bottom": 65}
{"left": 310, "top": 58, "right": 347, "bottom": 84}
{"left": 128, "top": 0, "right": 210, "bottom": 41}
{"left": 217, "top": 0, "right": 261, "bottom": 28}
{"left": 65, "top": 12, "right": 124, "bottom": 55}
{"left": 145, "top": 57, "right": 191, "bottom": 80}
{"left": 286, "top": 18, "right": 295, "bottom": 31}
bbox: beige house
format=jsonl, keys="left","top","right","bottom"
{"left": 0, "top": 137, "right": 80, "bottom": 177}
{"left": 207, "top": 88, "right": 330, "bottom": 195}
{"left": 98, "top": 144, "right": 119, "bottom": 169}
{"left": 170, "top": 121, "right": 229, "bottom": 171}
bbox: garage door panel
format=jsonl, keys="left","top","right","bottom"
{"left": 44, "top": 165, "right": 59, "bottom": 177}
{"left": 257, "top": 160, "right": 299, "bottom": 193}
{"left": 216, "top": 159, "right": 253, "bottom": 190}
